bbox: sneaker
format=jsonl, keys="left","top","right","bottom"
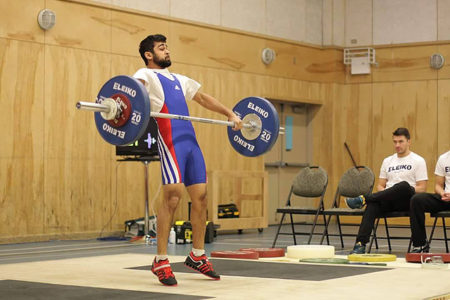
{"left": 345, "top": 195, "right": 365, "bottom": 209}
{"left": 410, "top": 242, "right": 430, "bottom": 253}
{"left": 184, "top": 252, "right": 220, "bottom": 280}
{"left": 350, "top": 242, "right": 366, "bottom": 254}
{"left": 151, "top": 258, "right": 177, "bottom": 286}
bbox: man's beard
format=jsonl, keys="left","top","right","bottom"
{"left": 154, "top": 55, "right": 172, "bottom": 68}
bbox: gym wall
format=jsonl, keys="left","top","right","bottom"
{"left": 0, "top": 0, "right": 340, "bottom": 243}
{"left": 0, "top": 0, "right": 449, "bottom": 243}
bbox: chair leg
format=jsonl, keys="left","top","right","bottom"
{"left": 289, "top": 213, "right": 297, "bottom": 245}
{"left": 336, "top": 215, "right": 344, "bottom": 249}
{"left": 368, "top": 218, "right": 380, "bottom": 253}
{"left": 407, "top": 238, "right": 412, "bottom": 253}
{"left": 272, "top": 213, "right": 286, "bottom": 248}
{"left": 428, "top": 217, "right": 438, "bottom": 245}
{"left": 384, "top": 217, "right": 392, "bottom": 252}
{"left": 320, "top": 215, "right": 332, "bottom": 245}
{"left": 443, "top": 217, "right": 449, "bottom": 253}
{"left": 322, "top": 213, "right": 330, "bottom": 245}
{"left": 308, "top": 211, "right": 321, "bottom": 245}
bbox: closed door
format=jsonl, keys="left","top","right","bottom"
{"left": 265, "top": 101, "right": 313, "bottom": 225}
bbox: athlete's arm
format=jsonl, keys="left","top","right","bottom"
{"left": 377, "top": 178, "right": 387, "bottom": 192}
{"left": 435, "top": 176, "right": 450, "bottom": 201}
{"left": 193, "top": 91, "right": 242, "bottom": 130}
{"left": 414, "top": 180, "right": 427, "bottom": 193}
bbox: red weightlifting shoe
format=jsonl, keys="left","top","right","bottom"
{"left": 151, "top": 258, "right": 177, "bottom": 286}
{"left": 184, "top": 252, "right": 220, "bottom": 280}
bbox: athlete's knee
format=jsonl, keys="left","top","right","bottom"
{"left": 192, "top": 191, "right": 207, "bottom": 210}
{"left": 164, "top": 193, "right": 181, "bottom": 212}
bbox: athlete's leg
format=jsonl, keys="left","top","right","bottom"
{"left": 187, "top": 183, "right": 208, "bottom": 250}
{"left": 157, "top": 183, "right": 184, "bottom": 255}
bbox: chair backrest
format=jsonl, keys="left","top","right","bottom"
{"left": 337, "top": 166, "right": 375, "bottom": 199}
{"left": 291, "top": 166, "right": 328, "bottom": 198}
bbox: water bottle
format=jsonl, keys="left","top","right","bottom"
{"left": 169, "top": 227, "right": 176, "bottom": 244}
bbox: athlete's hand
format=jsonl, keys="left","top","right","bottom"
{"left": 229, "top": 114, "right": 243, "bottom": 131}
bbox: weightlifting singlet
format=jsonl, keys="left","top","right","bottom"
{"left": 155, "top": 72, "right": 207, "bottom": 186}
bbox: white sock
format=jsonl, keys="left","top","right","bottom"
{"left": 192, "top": 248, "right": 205, "bottom": 257}
{"left": 156, "top": 255, "right": 168, "bottom": 262}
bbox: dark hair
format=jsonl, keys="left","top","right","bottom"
{"left": 392, "top": 127, "right": 410, "bottom": 140}
{"left": 139, "top": 34, "right": 167, "bottom": 65}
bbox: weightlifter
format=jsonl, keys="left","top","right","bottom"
{"left": 345, "top": 128, "right": 428, "bottom": 254}
{"left": 133, "top": 34, "right": 242, "bottom": 286}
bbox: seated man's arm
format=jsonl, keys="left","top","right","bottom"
{"left": 435, "top": 176, "right": 450, "bottom": 201}
{"left": 376, "top": 178, "right": 387, "bottom": 192}
{"left": 414, "top": 180, "right": 427, "bottom": 193}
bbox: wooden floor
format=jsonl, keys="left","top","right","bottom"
{"left": 0, "top": 224, "right": 449, "bottom": 299}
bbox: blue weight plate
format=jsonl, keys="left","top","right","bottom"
{"left": 94, "top": 75, "right": 151, "bottom": 146}
{"left": 227, "top": 97, "right": 279, "bottom": 157}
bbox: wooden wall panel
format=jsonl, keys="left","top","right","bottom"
{"left": 336, "top": 83, "right": 373, "bottom": 223}
{"left": 0, "top": 158, "right": 45, "bottom": 240}
{"left": 311, "top": 84, "right": 335, "bottom": 207}
{"left": 438, "top": 79, "right": 450, "bottom": 154}
{"left": 372, "top": 80, "right": 438, "bottom": 187}
{"left": 169, "top": 22, "right": 267, "bottom": 75}
{"left": 437, "top": 44, "right": 450, "bottom": 80}
{"left": 332, "top": 83, "right": 373, "bottom": 176}
{"left": 46, "top": 0, "right": 111, "bottom": 52}
{"left": 0, "top": 39, "right": 45, "bottom": 159}
{"left": 372, "top": 46, "right": 438, "bottom": 82}
{"left": 44, "top": 45, "right": 112, "bottom": 160}
{"left": 111, "top": 11, "right": 170, "bottom": 57}
{"left": 0, "top": 39, "right": 45, "bottom": 239}
{"left": 266, "top": 40, "right": 344, "bottom": 83}
{"left": 43, "top": 45, "right": 113, "bottom": 234}
{"left": 0, "top": 0, "right": 45, "bottom": 43}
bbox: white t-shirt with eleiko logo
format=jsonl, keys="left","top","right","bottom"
{"left": 435, "top": 150, "right": 450, "bottom": 193}
{"left": 379, "top": 152, "right": 428, "bottom": 188}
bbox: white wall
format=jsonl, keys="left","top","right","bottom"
{"left": 345, "top": 0, "right": 448, "bottom": 47}
{"left": 91, "top": 0, "right": 324, "bottom": 45}
{"left": 91, "top": 0, "right": 450, "bottom": 47}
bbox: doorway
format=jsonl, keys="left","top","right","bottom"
{"left": 265, "top": 101, "right": 315, "bottom": 225}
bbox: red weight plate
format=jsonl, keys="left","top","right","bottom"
{"left": 108, "top": 93, "right": 132, "bottom": 128}
{"left": 405, "top": 253, "right": 450, "bottom": 263}
{"left": 239, "top": 247, "right": 285, "bottom": 258}
{"left": 211, "top": 250, "right": 259, "bottom": 259}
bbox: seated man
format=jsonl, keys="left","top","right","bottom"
{"left": 345, "top": 128, "right": 428, "bottom": 254}
{"left": 409, "top": 150, "right": 450, "bottom": 253}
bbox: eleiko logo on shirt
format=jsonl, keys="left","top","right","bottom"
{"left": 388, "top": 165, "right": 412, "bottom": 172}
{"left": 445, "top": 167, "right": 450, "bottom": 173}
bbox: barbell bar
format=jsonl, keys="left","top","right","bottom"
{"left": 76, "top": 101, "right": 261, "bottom": 130}
{"left": 76, "top": 75, "right": 284, "bottom": 157}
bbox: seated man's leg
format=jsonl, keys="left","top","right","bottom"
{"left": 346, "top": 181, "right": 413, "bottom": 209}
{"left": 350, "top": 181, "right": 414, "bottom": 253}
{"left": 370, "top": 181, "right": 415, "bottom": 211}
{"left": 351, "top": 202, "right": 383, "bottom": 253}
{"left": 410, "top": 192, "right": 450, "bottom": 252}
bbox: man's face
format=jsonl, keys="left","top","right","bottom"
{"left": 392, "top": 135, "right": 410, "bottom": 155}
{"left": 150, "top": 42, "right": 171, "bottom": 68}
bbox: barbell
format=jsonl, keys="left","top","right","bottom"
{"left": 76, "top": 75, "right": 284, "bottom": 157}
